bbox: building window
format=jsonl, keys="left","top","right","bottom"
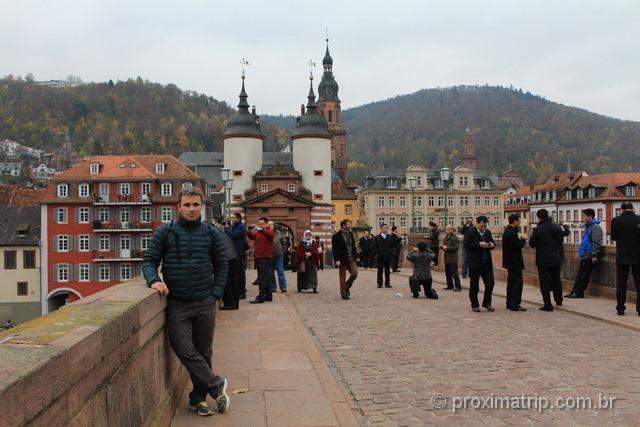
{"left": 345, "top": 204, "right": 353, "bottom": 215}
{"left": 414, "top": 196, "right": 422, "bottom": 207}
{"left": 552, "top": 191, "right": 557, "bottom": 200}
{"left": 119, "top": 183, "right": 131, "bottom": 196}
{"left": 4, "top": 250, "right": 17, "bottom": 269}
{"left": 588, "top": 188, "right": 595, "bottom": 198}
{"left": 460, "top": 196, "right": 469, "bottom": 207}
{"left": 576, "top": 189, "right": 583, "bottom": 200}
{"left": 120, "top": 263, "right": 132, "bottom": 281}
{"left": 313, "top": 194, "right": 323, "bottom": 201}
{"left": 389, "top": 217, "right": 396, "bottom": 226}
{"left": 90, "top": 163, "right": 100, "bottom": 174}
{"left": 161, "top": 182, "right": 172, "bottom": 197}
{"left": 79, "top": 183, "right": 90, "bottom": 198}
{"left": 55, "top": 207, "right": 68, "bottom": 224}
{"left": 120, "top": 234, "right": 131, "bottom": 251}
{"left": 181, "top": 181, "right": 193, "bottom": 190}
{"left": 17, "top": 282, "right": 28, "bottom": 296}
{"left": 141, "top": 182, "right": 152, "bottom": 197}
{"left": 313, "top": 170, "right": 323, "bottom": 176}
{"left": 23, "top": 250, "right": 36, "bottom": 268}
{"left": 378, "top": 217, "right": 386, "bottom": 226}
{"left": 378, "top": 196, "right": 385, "bottom": 208}
{"left": 79, "top": 264, "right": 90, "bottom": 282}
{"left": 566, "top": 210, "right": 572, "bottom": 222}
{"left": 494, "top": 217, "right": 500, "bottom": 226}
{"left": 155, "top": 163, "right": 165, "bottom": 174}
{"left": 328, "top": 110, "right": 333, "bottom": 123}
{"left": 545, "top": 191, "right": 550, "bottom": 201}
{"left": 120, "top": 207, "right": 131, "bottom": 224}
{"left": 566, "top": 190, "right": 572, "bottom": 201}
{"left": 99, "top": 207, "right": 110, "bottom": 223}
{"left": 573, "top": 230, "right": 579, "bottom": 243}
{"left": 482, "top": 179, "right": 491, "bottom": 189}
{"left": 161, "top": 206, "right": 173, "bottom": 223}
{"left": 559, "top": 211, "right": 565, "bottom": 222}
{"left": 141, "top": 234, "right": 151, "bottom": 251}
{"left": 57, "top": 264, "right": 69, "bottom": 282}
{"left": 288, "top": 183, "right": 296, "bottom": 192}
{"left": 233, "top": 170, "right": 242, "bottom": 176}
{"left": 400, "top": 217, "right": 407, "bottom": 228}
{"left": 413, "top": 217, "right": 423, "bottom": 228}
{"left": 99, "top": 235, "right": 110, "bottom": 251}
{"left": 475, "top": 196, "right": 481, "bottom": 207}
{"left": 447, "top": 196, "right": 454, "bottom": 207}
{"left": 494, "top": 196, "right": 500, "bottom": 206}
{"left": 78, "top": 235, "right": 90, "bottom": 252}
{"left": 416, "top": 176, "right": 422, "bottom": 186}
{"left": 57, "top": 183, "right": 69, "bottom": 198}
{"left": 260, "top": 184, "right": 269, "bottom": 193}
{"left": 99, "top": 263, "right": 111, "bottom": 282}
{"left": 428, "top": 196, "right": 435, "bottom": 207}
{"left": 438, "top": 196, "right": 445, "bottom": 207}
{"left": 140, "top": 207, "right": 151, "bottom": 223}
{"left": 57, "top": 235, "right": 69, "bottom": 252}
{"left": 573, "top": 209, "right": 579, "bottom": 221}
{"left": 434, "top": 178, "right": 443, "bottom": 189}
{"left": 459, "top": 176, "right": 469, "bottom": 186}
{"left": 597, "top": 208, "right": 603, "bottom": 219}
{"left": 387, "top": 179, "right": 398, "bottom": 188}
{"left": 625, "top": 186, "right": 637, "bottom": 197}
{"left": 78, "top": 207, "right": 90, "bottom": 224}
{"left": 400, "top": 196, "right": 406, "bottom": 207}
{"left": 388, "top": 197, "right": 395, "bottom": 207}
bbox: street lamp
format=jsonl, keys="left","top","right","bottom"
{"left": 408, "top": 176, "right": 417, "bottom": 233}
{"left": 439, "top": 167, "right": 451, "bottom": 227}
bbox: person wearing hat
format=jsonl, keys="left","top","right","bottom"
{"left": 610, "top": 202, "right": 640, "bottom": 316}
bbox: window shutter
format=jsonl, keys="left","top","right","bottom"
{"left": 68, "top": 236, "right": 75, "bottom": 252}
{"left": 89, "top": 264, "right": 95, "bottom": 281}
{"left": 53, "top": 236, "right": 58, "bottom": 252}
{"left": 63, "top": 208, "right": 68, "bottom": 224}
{"left": 69, "top": 264, "right": 75, "bottom": 282}
{"left": 114, "top": 265, "right": 120, "bottom": 281}
{"left": 53, "top": 264, "right": 59, "bottom": 281}
{"left": 74, "top": 208, "right": 79, "bottom": 223}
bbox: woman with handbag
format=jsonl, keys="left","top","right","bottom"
{"left": 407, "top": 241, "right": 437, "bottom": 298}
{"left": 294, "top": 230, "right": 321, "bottom": 293}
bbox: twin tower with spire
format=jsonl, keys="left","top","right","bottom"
{"left": 223, "top": 41, "right": 347, "bottom": 210}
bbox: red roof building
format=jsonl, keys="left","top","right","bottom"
{"left": 40, "top": 155, "right": 210, "bottom": 313}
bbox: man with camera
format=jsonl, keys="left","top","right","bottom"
{"left": 248, "top": 217, "right": 275, "bottom": 304}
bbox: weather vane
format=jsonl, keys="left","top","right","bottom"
{"left": 240, "top": 58, "right": 249, "bottom": 79}
{"left": 308, "top": 60, "right": 316, "bottom": 80}
{"left": 325, "top": 27, "right": 329, "bottom": 43}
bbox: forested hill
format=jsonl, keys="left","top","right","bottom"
{"left": 263, "top": 85, "right": 640, "bottom": 183}
{"left": 0, "top": 76, "right": 287, "bottom": 156}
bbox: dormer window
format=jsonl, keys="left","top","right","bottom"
{"left": 625, "top": 186, "right": 637, "bottom": 197}
{"left": 287, "top": 183, "right": 296, "bottom": 192}
{"left": 156, "top": 162, "right": 165, "bottom": 174}
{"left": 566, "top": 190, "right": 572, "bottom": 201}
{"left": 182, "top": 181, "right": 193, "bottom": 190}
{"left": 482, "top": 179, "right": 491, "bottom": 189}
{"left": 588, "top": 188, "right": 596, "bottom": 198}
{"left": 552, "top": 191, "right": 557, "bottom": 200}
{"left": 434, "top": 178, "right": 443, "bottom": 189}
{"left": 57, "top": 183, "right": 69, "bottom": 198}
{"left": 388, "top": 179, "right": 398, "bottom": 188}
{"left": 90, "top": 163, "right": 100, "bottom": 174}
{"left": 576, "top": 189, "right": 583, "bottom": 200}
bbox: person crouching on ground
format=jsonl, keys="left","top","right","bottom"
{"left": 407, "top": 242, "right": 436, "bottom": 298}
{"left": 142, "top": 187, "right": 230, "bottom": 417}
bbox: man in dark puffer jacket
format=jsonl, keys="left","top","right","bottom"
{"left": 143, "top": 187, "right": 229, "bottom": 417}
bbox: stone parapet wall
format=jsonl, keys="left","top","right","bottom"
{"left": 0, "top": 278, "right": 187, "bottom": 427}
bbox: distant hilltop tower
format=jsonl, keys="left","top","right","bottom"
{"left": 461, "top": 127, "right": 477, "bottom": 171}
{"left": 316, "top": 38, "right": 348, "bottom": 182}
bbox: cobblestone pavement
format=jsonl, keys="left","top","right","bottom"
{"left": 287, "top": 268, "right": 640, "bottom": 426}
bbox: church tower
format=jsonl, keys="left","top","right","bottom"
{"left": 316, "top": 39, "right": 348, "bottom": 181}
{"left": 461, "top": 127, "right": 477, "bottom": 171}
{"left": 292, "top": 74, "right": 332, "bottom": 203}
{"left": 223, "top": 74, "right": 264, "bottom": 202}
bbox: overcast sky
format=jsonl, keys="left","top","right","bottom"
{"left": 1, "top": 0, "right": 639, "bottom": 121}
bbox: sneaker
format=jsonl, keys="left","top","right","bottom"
{"left": 211, "top": 378, "right": 230, "bottom": 413}
{"left": 191, "top": 401, "right": 214, "bottom": 417}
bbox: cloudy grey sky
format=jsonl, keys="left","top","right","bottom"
{"left": 1, "top": 0, "right": 639, "bottom": 121}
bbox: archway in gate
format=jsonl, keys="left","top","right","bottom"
{"left": 275, "top": 222, "right": 295, "bottom": 270}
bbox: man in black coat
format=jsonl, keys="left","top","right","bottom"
{"left": 374, "top": 223, "right": 394, "bottom": 288}
{"left": 529, "top": 209, "right": 565, "bottom": 311}
{"left": 358, "top": 230, "right": 373, "bottom": 268}
{"left": 463, "top": 216, "right": 496, "bottom": 312}
{"left": 391, "top": 225, "right": 403, "bottom": 272}
{"left": 502, "top": 214, "right": 527, "bottom": 311}
{"left": 610, "top": 202, "right": 640, "bottom": 316}
{"left": 332, "top": 219, "right": 359, "bottom": 300}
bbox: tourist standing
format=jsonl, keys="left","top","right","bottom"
{"left": 428, "top": 222, "right": 441, "bottom": 267}
{"left": 463, "top": 216, "right": 496, "bottom": 312}
{"left": 566, "top": 209, "right": 603, "bottom": 298}
{"left": 248, "top": 217, "right": 275, "bottom": 304}
{"left": 391, "top": 225, "right": 402, "bottom": 272}
{"left": 529, "top": 209, "right": 565, "bottom": 311}
{"left": 332, "top": 219, "right": 359, "bottom": 300}
{"left": 268, "top": 221, "right": 287, "bottom": 293}
{"left": 315, "top": 236, "right": 325, "bottom": 270}
{"left": 142, "top": 187, "right": 230, "bottom": 417}
{"left": 294, "top": 230, "right": 321, "bottom": 293}
{"left": 502, "top": 214, "right": 527, "bottom": 311}
{"left": 374, "top": 224, "right": 394, "bottom": 288}
{"left": 358, "top": 230, "right": 374, "bottom": 268}
{"left": 225, "top": 213, "right": 247, "bottom": 302}
{"left": 440, "top": 225, "right": 462, "bottom": 291}
{"left": 610, "top": 202, "right": 640, "bottom": 316}
{"left": 460, "top": 219, "right": 473, "bottom": 278}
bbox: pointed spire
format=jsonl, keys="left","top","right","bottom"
{"left": 238, "top": 74, "right": 249, "bottom": 110}
{"left": 307, "top": 74, "right": 316, "bottom": 108}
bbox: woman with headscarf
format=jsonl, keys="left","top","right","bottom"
{"left": 294, "top": 230, "right": 321, "bottom": 293}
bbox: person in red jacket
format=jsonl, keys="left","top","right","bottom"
{"left": 248, "top": 217, "right": 275, "bottom": 304}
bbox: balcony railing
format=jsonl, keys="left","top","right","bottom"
{"left": 93, "top": 194, "right": 153, "bottom": 205}
{"left": 93, "top": 221, "right": 153, "bottom": 232}
{"left": 93, "top": 249, "right": 145, "bottom": 262}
